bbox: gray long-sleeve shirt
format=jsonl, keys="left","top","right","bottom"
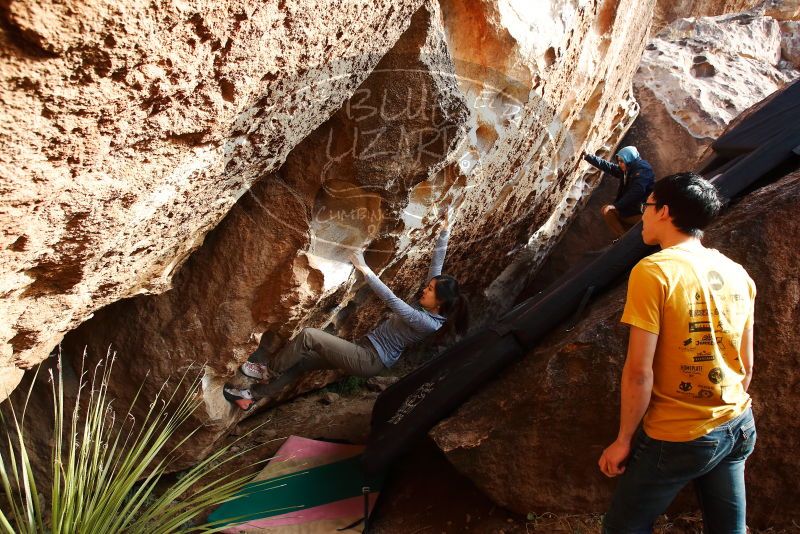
{"left": 364, "top": 229, "right": 449, "bottom": 368}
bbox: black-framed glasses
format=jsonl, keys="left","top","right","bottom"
{"left": 640, "top": 202, "right": 657, "bottom": 214}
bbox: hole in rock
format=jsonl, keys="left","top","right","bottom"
{"left": 9, "top": 328, "right": 38, "bottom": 353}
{"left": 8, "top": 235, "right": 28, "bottom": 251}
{"left": 690, "top": 61, "right": 716, "bottom": 78}
{"left": 475, "top": 122, "right": 499, "bottom": 154}
{"left": 220, "top": 79, "right": 236, "bottom": 102}
{"left": 544, "top": 47, "right": 557, "bottom": 68}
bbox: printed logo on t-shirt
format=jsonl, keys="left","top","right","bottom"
{"left": 689, "top": 321, "right": 712, "bottom": 332}
{"left": 708, "top": 367, "right": 723, "bottom": 384}
{"left": 715, "top": 319, "right": 731, "bottom": 333}
{"left": 681, "top": 364, "right": 704, "bottom": 376}
{"left": 696, "top": 334, "right": 724, "bottom": 348}
{"left": 695, "top": 387, "right": 714, "bottom": 399}
{"left": 678, "top": 381, "right": 693, "bottom": 392}
{"left": 693, "top": 351, "right": 715, "bottom": 362}
{"left": 689, "top": 307, "right": 719, "bottom": 317}
{"left": 707, "top": 271, "right": 724, "bottom": 291}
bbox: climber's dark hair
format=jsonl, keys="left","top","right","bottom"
{"left": 432, "top": 274, "right": 469, "bottom": 339}
{"left": 653, "top": 172, "right": 722, "bottom": 239}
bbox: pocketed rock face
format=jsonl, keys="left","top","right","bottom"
{"left": 781, "top": 21, "right": 800, "bottom": 67}
{"left": 437, "top": 0, "right": 649, "bottom": 315}
{"left": 654, "top": 0, "right": 762, "bottom": 31}
{"left": 653, "top": 0, "right": 800, "bottom": 32}
{"left": 56, "top": 1, "right": 470, "bottom": 458}
{"left": 762, "top": 0, "right": 800, "bottom": 20}
{"left": 430, "top": 171, "right": 800, "bottom": 529}
{"left": 13, "top": 0, "right": 656, "bottom": 465}
{"left": 0, "top": 0, "right": 427, "bottom": 400}
{"left": 625, "top": 11, "right": 798, "bottom": 178}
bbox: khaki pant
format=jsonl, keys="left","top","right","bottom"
{"left": 602, "top": 205, "right": 641, "bottom": 237}
{"left": 251, "top": 328, "right": 384, "bottom": 398}
{"left": 271, "top": 327, "right": 384, "bottom": 376}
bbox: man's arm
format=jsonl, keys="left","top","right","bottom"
{"left": 598, "top": 325, "right": 657, "bottom": 478}
{"left": 740, "top": 325, "right": 754, "bottom": 391}
{"left": 582, "top": 152, "right": 624, "bottom": 179}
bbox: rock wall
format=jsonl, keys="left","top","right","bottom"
{"left": 653, "top": 0, "right": 800, "bottom": 32}
{"left": 626, "top": 10, "right": 798, "bottom": 178}
{"left": 530, "top": 4, "right": 800, "bottom": 305}
{"left": 762, "top": 0, "right": 800, "bottom": 20}
{"left": 0, "top": 0, "right": 435, "bottom": 400}
{"left": 59, "top": 2, "right": 472, "bottom": 455}
{"left": 429, "top": 170, "right": 800, "bottom": 528}
{"left": 3, "top": 0, "right": 659, "bottom": 463}
{"left": 781, "top": 20, "right": 800, "bottom": 66}
{"left": 654, "top": 0, "right": 763, "bottom": 31}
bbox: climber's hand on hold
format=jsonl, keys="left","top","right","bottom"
{"left": 350, "top": 250, "right": 369, "bottom": 273}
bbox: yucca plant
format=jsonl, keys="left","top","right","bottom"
{"left": 0, "top": 354, "right": 264, "bottom": 533}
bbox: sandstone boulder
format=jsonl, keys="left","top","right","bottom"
{"left": 430, "top": 171, "right": 800, "bottom": 529}
{"left": 57, "top": 0, "right": 472, "bottom": 459}
{"left": 762, "top": 0, "right": 800, "bottom": 20}
{"left": 653, "top": 0, "right": 800, "bottom": 32}
{"left": 531, "top": 7, "right": 800, "bottom": 305}
{"left": 781, "top": 21, "right": 800, "bottom": 67}
{"left": 0, "top": 0, "right": 428, "bottom": 400}
{"left": 654, "top": 0, "right": 762, "bottom": 31}
{"left": 627, "top": 11, "right": 798, "bottom": 178}
{"left": 31, "top": 0, "right": 659, "bottom": 465}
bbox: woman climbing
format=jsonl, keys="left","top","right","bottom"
{"left": 224, "top": 210, "right": 469, "bottom": 410}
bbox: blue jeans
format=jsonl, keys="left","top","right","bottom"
{"left": 603, "top": 407, "right": 756, "bottom": 534}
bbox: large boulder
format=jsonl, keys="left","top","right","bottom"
{"left": 430, "top": 171, "right": 800, "bottom": 529}
{"left": 762, "top": 0, "right": 800, "bottom": 20}
{"left": 0, "top": 0, "right": 429, "bottom": 400}
{"left": 654, "top": 0, "right": 763, "bottom": 31}
{"left": 653, "top": 0, "right": 800, "bottom": 32}
{"left": 626, "top": 11, "right": 798, "bottom": 178}
{"left": 59, "top": 1, "right": 473, "bottom": 452}
{"left": 781, "top": 21, "right": 800, "bottom": 67}
{"left": 530, "top": 8, "right": 799, "bottom": 310}
{"left": 19, "top": 0, "right": 659, "bottom": 465}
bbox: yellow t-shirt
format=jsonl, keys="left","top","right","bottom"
{"left": 621, "top": 245, "right": 756, "bottom": 441}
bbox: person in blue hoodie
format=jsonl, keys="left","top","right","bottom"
{"left": 582, "top": 146, "right": 655, "bottom": 237}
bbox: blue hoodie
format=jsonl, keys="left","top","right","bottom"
{"left": 583, "top": 146, "right": 655, "bottom": 218}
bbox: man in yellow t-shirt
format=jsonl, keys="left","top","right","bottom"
{"left": 599, "top": 173, "right": 757, "bottom": 534}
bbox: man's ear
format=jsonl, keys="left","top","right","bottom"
{"left": 659, "top": 204, "right": 671, "bottom": 221}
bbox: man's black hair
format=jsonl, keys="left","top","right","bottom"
{"left": 652, "top": 172, "right": 722, "bottom": 238}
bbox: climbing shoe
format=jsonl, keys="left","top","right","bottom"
{"left": 241, "top": 361, "right": 273, "bottom": 381}
{"left": 223, "top": 385, "right": 255, "bottom": 411}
